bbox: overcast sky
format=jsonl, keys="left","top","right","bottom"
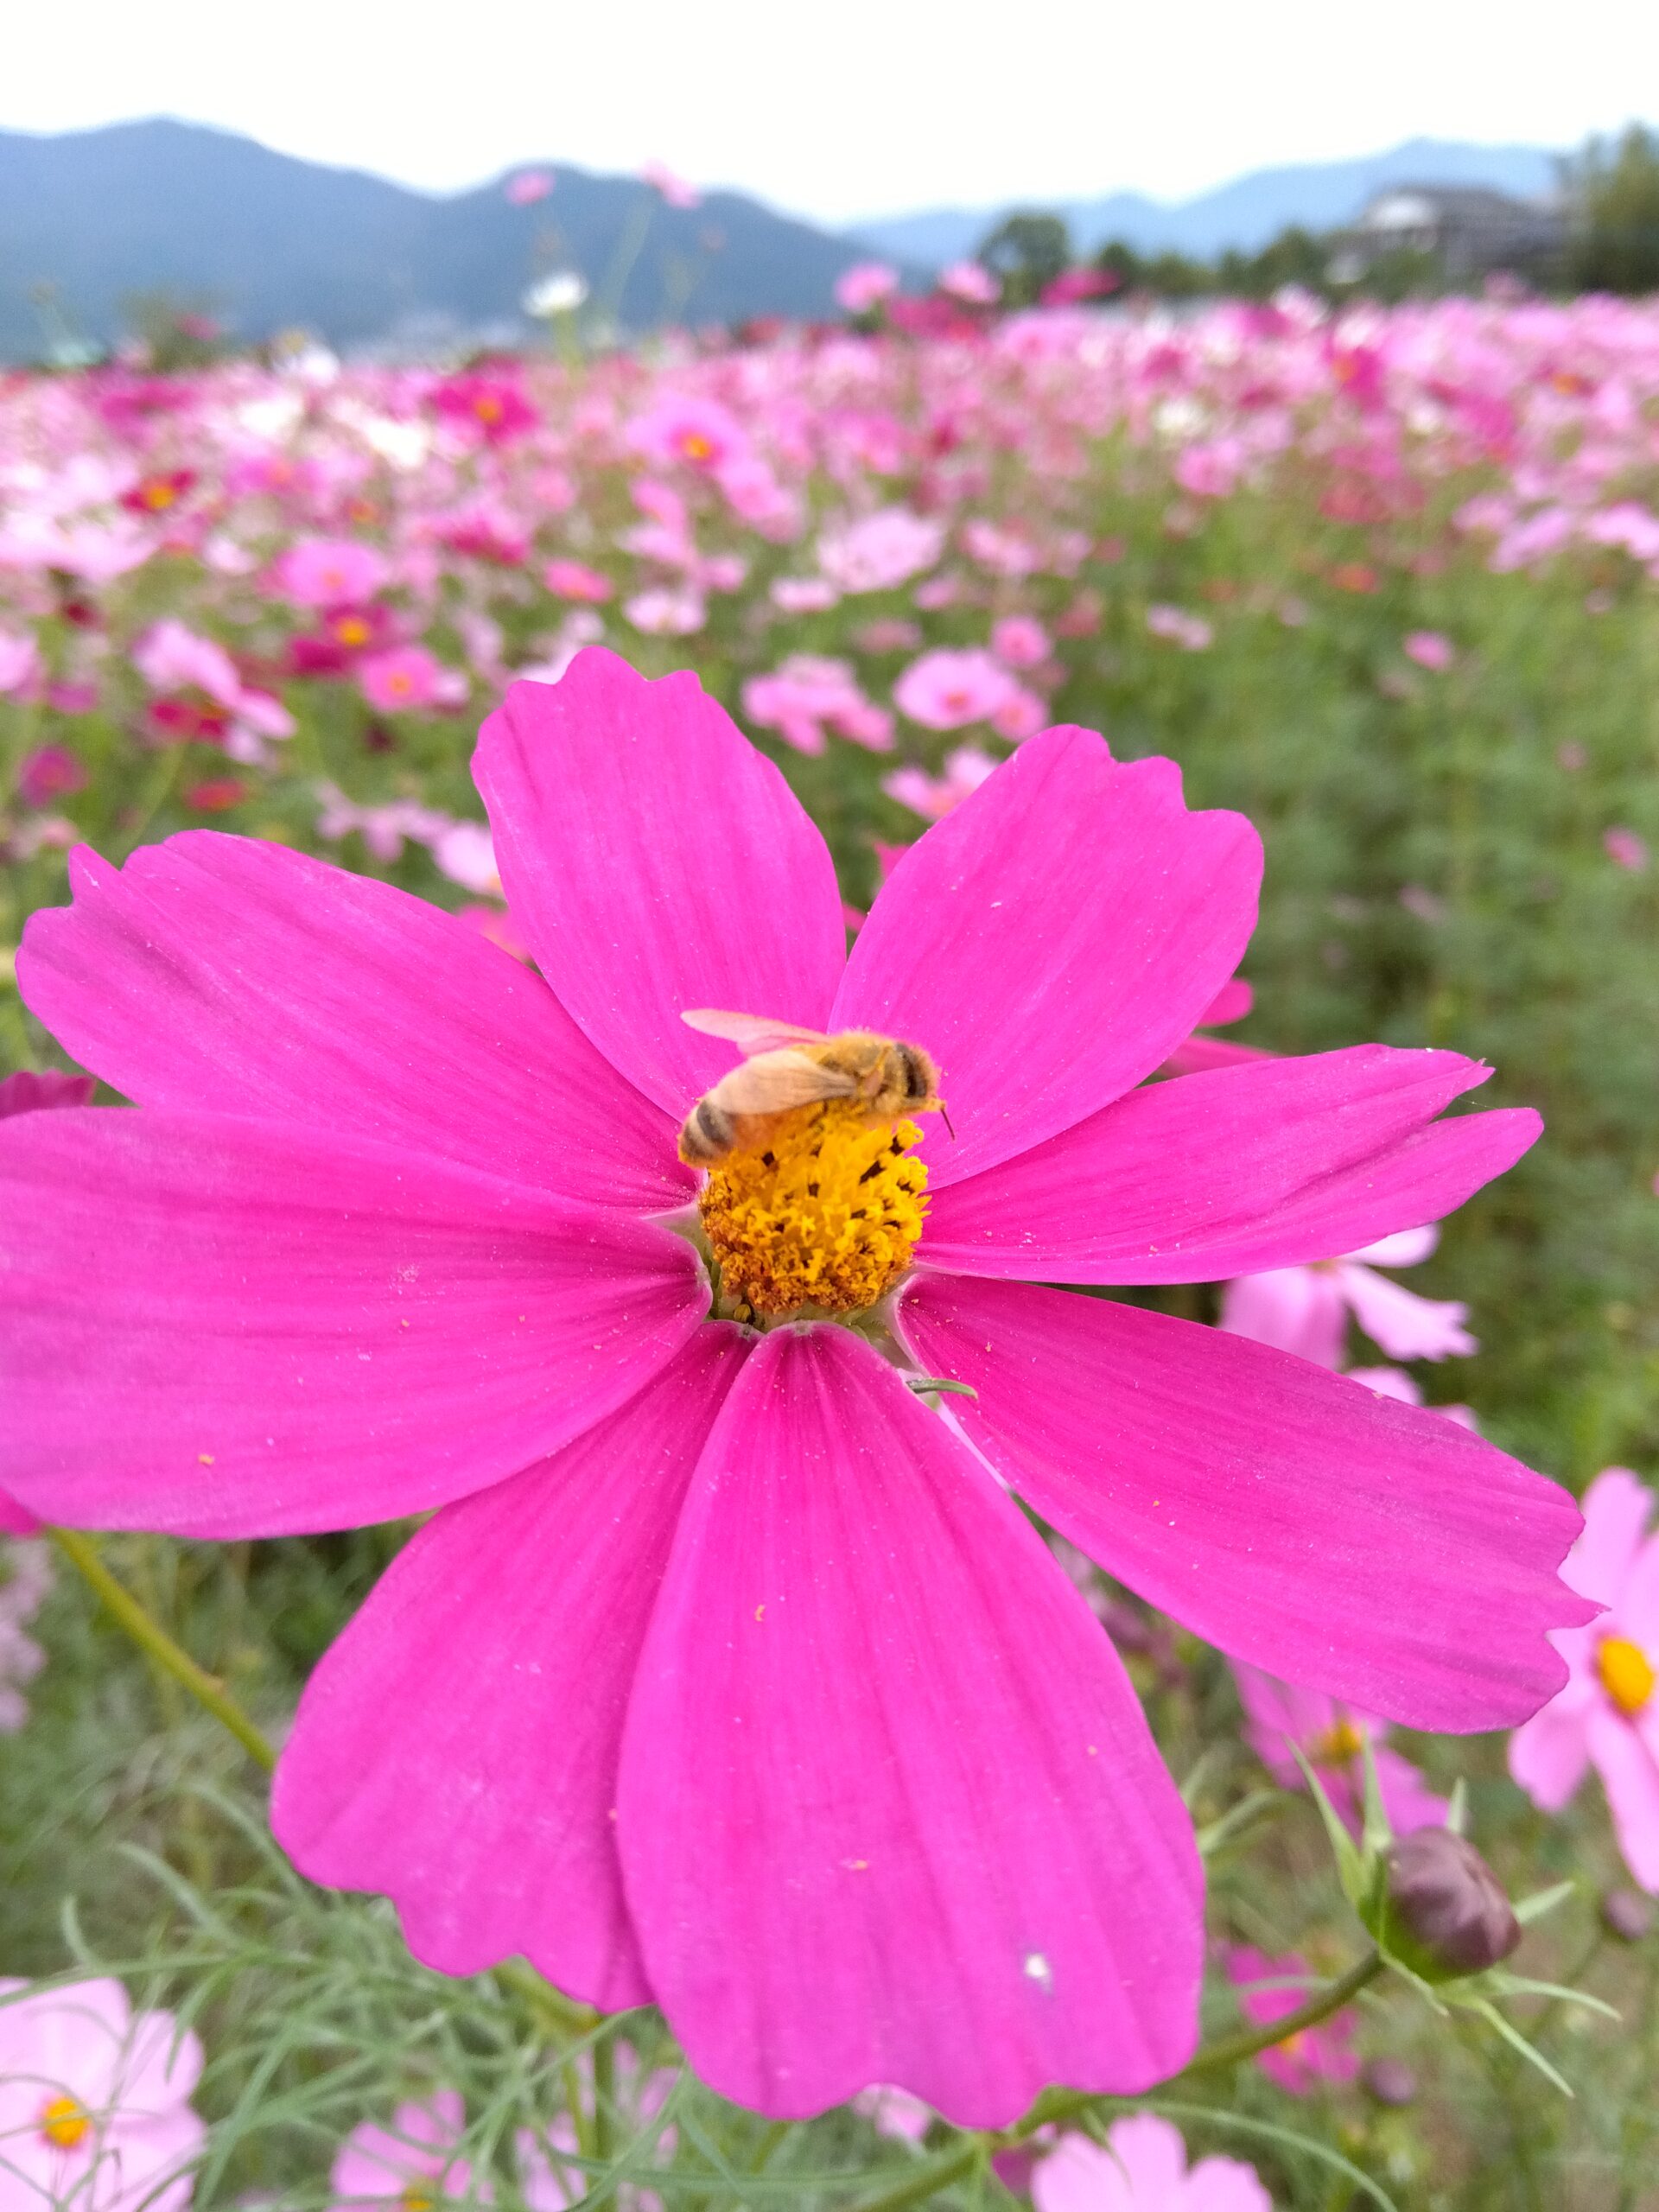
{"left": 4, "top": 0, "right": 1656, "bottom": 225}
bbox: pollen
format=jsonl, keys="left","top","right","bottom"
{"left": 1597, "top": 1635, "right": 1655, "bottom": 1716}
{"left": 39, "top": 2094, "right": 92, "bottom": 2150}
{"left": 1311, "top": 1715, "right": 1366, "bottom": 1764}
{"left": 698, "top": 1098, "right": 929, "bottom": 1320}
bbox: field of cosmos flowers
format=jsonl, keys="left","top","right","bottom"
{"left": 2, "top": 276, "right": 1659, "bottom": 2211}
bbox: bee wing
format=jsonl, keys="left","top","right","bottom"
{"left": 709, "top": 1049, "right": 859, "bottom": 1114}
{"left": 682, "top": 1007, "right": 831, "bottom": 1058}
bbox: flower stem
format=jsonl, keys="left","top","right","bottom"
{"left": 47, "top": 1526, "right": 276, "bottom": 1772}
{"left": 848, "top": 1951, "right": 1385, "bottom": 2212}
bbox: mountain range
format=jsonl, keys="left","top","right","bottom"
{"left": 0, "top": 118, "right": 899, "bottom": 360}
{"left": 0, "top": 120, "right": 1577, "bottom": 362}
{"left": 848, "top": 138, "right": 1563, "bottom": 266}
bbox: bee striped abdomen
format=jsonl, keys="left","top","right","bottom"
{"left": 679, "top": 1097, "right": 737, "bottom": 1165}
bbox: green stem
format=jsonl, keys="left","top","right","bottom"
{"left": 849, "top": 1952, "right": 1386, "bottom": 2212}
{"left": 592, "top": 2026, "right": 617, "bottom": 2162}
{"left": 47, "top": 1527, "right": 276, "bottom": 1772}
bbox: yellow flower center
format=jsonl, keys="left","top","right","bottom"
{"left": 142, "top": 481, "right": 177, "bottom": 510}
{"left": 1311, "top": 1716, "right": 1365, "bottom": 1764}
{"left": 334, "top": 616, "right": 371, "bottom": 645}
{"left": 698, "top": 1099, "right": 930, "bottom": 1321}
{"left": 400, "top": 2188, "right": 437, "bottom": 2212}
{"left": 1598, "top": 1635, "right": 1656, "bottom": 1717}
{"left": 40, "top": 2094, "right": 92, "bottom": 2150}
{"left": 681, "top": 431, "right": 715, "bottom": 461}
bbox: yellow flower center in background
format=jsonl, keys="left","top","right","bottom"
{"left": 39, "top": 2095, "right": 92, "bottom": 2150}
{"left": 698, "top": 1099, "right": 929, "bottom": 1321}
{"left": 399, "top": 2187, "right": 437, "bottom": 2212}
{"left": 1311, "top": 1716, "right": 1366, "bottom": 1764}
{"left": 1597, "top": 1635, "right": 1656, "bottom": 1716}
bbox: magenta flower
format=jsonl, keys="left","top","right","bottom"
{"left": 1403, "top": 630, "right": 1457, "bottom": 672}
{"left": 1511, "top": 1468, "right": 1659, "bottom": 1889}
{"left": 990, "top": 615, "right": 1050, "bottom": 670}
{"left": 0, "top": 1978, "right": 206, "bottom": 2212}
{"left": 1220, "top": 1225, "right": 1477, "bottom": 1370}
{"left": 893, "top": 646, "right": 1019, "bottom": 731}
{"left": 330, "top": 2090, "right": 488, "bottom": 2209}
{"left": 1604, "top": 826, "right": 1649, "bottom": 874}
{"left": 357, "top": 645, "right": 466, "bottom": 715}
{"left": 1033, "top": 2113, "right": 1270, "bottom": 2211}
{"left": 269, "top": 537, "right": 391, "bottom": 610}
{"left": 543, "top": 558, "right": 615, "bottom": 604}
{"left": 1232, "top": 1661, "right": 1448, "bottom": 1836}
{"left": 17, "top": 746, "right": 87, "bottom": 810}
{"left": 1222, "top": 1947, "right": 1359, "bottom": 2094}
{"left": 431, "top": 375, "right": 540, "bottom": 448}
{"left": 1, "top": 651, "right": 1584, "bottom": 2124}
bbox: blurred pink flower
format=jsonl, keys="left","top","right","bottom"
{"left": 883, "top": 745, "right": 1000, "bottom": 823}
{"left": 331, "top": 2090, "right": 487, "bottom": 2209}
{"left": 132, "top": 620, "right": 294, "bottom": 744}
{"left": 1604, "top": 827, "right": 1649, "bottom": 874}
{"left": 506, "top": 168, "right": 555, "bottom": 205}
{"left": 358, "top": 645, "right": 466, "bottom": 715}
{"left": 270, "top": 537, "right": 390, "bottom": 609}
{"left": 0, "top": 1534, "right": 52, "bottom": 1728}
{"left": 769, "top": 576, "right": 841, "bottom": 613}
{"left": 1344, "top": 1365, "right": 1478, "bottom": 1431}
{"left": 853, "top": 2084, "right": 934, "bottom": 2142}
{"left": 938, "top": 261, "right": 1000, "bottom": 306}
{"left": 1146, "top": 604, "right": 1215, "bottom": 652}
{"left": 1221, "top": 1226, "right": 1476, "bottom": 1370}
{"left": 543, "top": 559, "right": 615, "bottom": 604}
{"left": 744, "top": 656, "right": 893, "bottom": 756}
{"left": 1223, "top": 1946, "right": 1360, "bottom": 2094}
{"left": 1232, "top": 1660, "right": 1449, "bottom": 1835}
{"left": 893, "top": 646, "right": 1018, "bottom": 730}
{"left": 1511, "top": 1468, "right": 1659, "bottom": 1889}
{"left": 429, "top": 822, "right": 502, "bottom": 896}
{"left": 628, "top": 396, "right": 750, "bottom": 474}
{"left": 0, "top": 1978, "right": 205, "bottom": 2212}
{"left": 989, "top": 686, "right": 1047, "bottom": 741}
{"left": 624, "top": 586, "right": 707, "bottom": 635}
{"left": 1034, "top": 2113, "right": 1270, "bottom": 2211}
{"left": 0, "top": 629, "right": 43, "bottom": 697}
{"left": 641, "top": 160, "right": 700, "bottom": 208}
{"left": 836, "top": 262, "right": 900, "bottom": 314}
{"left": 817, "top": 508, "right": 944, "bottom": 595}
{"left": 431, "top": 376, "right": 540, "bottom": 447}
{"left": 989, "top": 616, "right": 1050, "bottom": 669}
{"left": 17, "top": 747, "right": 87, "bottom": 810}
{"left": 1403, "top": 630, "right": 1457, "bottom": 671}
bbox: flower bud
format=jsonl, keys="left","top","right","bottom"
{"left": 1380, "top": 1828, "right": 1519, "bottom": 1980}
{"left": 1601, "top": 1887, "right": 1653, "bottom": 1943}
{"left": 1362, "top": 2056, "right": 1418, "bottom": 2107}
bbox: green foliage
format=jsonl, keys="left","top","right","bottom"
{"left": 1564, "top": 124, "right": 1659, "bottom": 294}
{"left": 976, "top": 212, "right": 1072, "bottom": 306}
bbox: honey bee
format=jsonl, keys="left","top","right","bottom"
{"left": 677, "top": 1009, "right": 947, "bottom": 1166}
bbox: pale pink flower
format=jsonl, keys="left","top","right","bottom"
{"left": 744, "top": 657, "right": 893, "bottom": 755}
{"left": 1604, "top": 827, "right": 1649, "bottom": 874}
{"left": 132, "top": 620, "right": 294, "bottom": 743}
{"left": 1221, "top": 1226, "right": 1476, "bottom": 1370}
{"left": 769, "top": 577, "right": 841, "bottom": 613}
{"left": 1223, "top": 1946, "right": 1360, "bottom": 2094}
{"left": 0, "top": 630, "right": 43, "bottom": 698}
{"left": 1511, "top": 1469, "right": 1659, "bottom": 1889}
{"left": 641, "top": 161, "right": 700, "bottom": 208}
{"left": 628, "top": 397, "right": 749, "bottom": 475}
{"left": 1146, "top": 604, "right": 1215, "bottom": 652}
{"left": 1345, "top": 1366, "right": 1478, "bottom": 1431}
{"left": 893, "top": 647, "right": 1018, "bottom": 731}
{"left": 0, "top": 1978, "right": 205, "bottom": 2212}
{"left": 543, "top": 559, "right": 614, "bottom": 604}
{"left": 817, "top": 509, "right": 944, "bottom": 595}
{"left": 883, "top": 745, "right": 1000, "bottom": 823}
{"left": 853, "top": 2084, "right": 934, "bottom": 2142}
{"left": 1232, "top": 1660, "right": 1449, "bottom": 1836}
{"left": 506, "top": 168, "right": 555, "bottom": 205}
{"left": 990, "top": 616, "right": 1050, "bottom": 670}
{"left": 358, "top": 645, "right": 466, "bottom": 715}
{"left": 989, "top": 686, "right": 1047, "bottom": 742}
{"left": 517, "top": 2043, "right": 673, "bottom": 2209}
{"left": 330, "top": 2089, "right": 488, "bottom": 2209}
{"left": 624, "top": 587, "right": 707, "bottom": 636}
{"left": 938, "top": 262, "right": 1000, "bottom": 306}
{"left": 836, "top": 263, "right": 900, "bottom": 314}
{"left": 1403, "top": 630, "right": 1456, "bottom": 672}
{"left": 1034, "top": 2113, "right": 1270, "bottom": 2211}
{"left": 429, "top": 823, "right": 502, "bottom": 897}
{"left": 270, "top": 537, "right": 390, "bottom": 609}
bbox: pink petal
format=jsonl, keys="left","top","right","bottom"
{"left": 1372, "top": 1744, "right": 1451, "bottom": 1833}
{"left": 18, "top": 835, "right": 688, "bottom": 1215}
{"left": 474, "top": 652, "right": 847, "bottom": 1116}
{"left": 273, "top": 1327, "right": 746, "bottom": 2012}
{"left": 617, "top": 1325, "right": 1201, "bottom": 2125}
{"left": 1588, "top": 1705, "right": 1659, "bottom": 1891}
{"left": 1221, "top": 1268, "right": 1349, "bottom": 1366}
{"left": 1161, "top": 1033, "right": 1271, "bottom": 1076}
{"left": 1200, "top": 977, "right": 1254, "bottom": 1027}
{"left": 898, "top": 1275, "right": 1591, "bottom": 1732}
{"left": 1336, "top": 1262, "right": 1476, "bottom": 1361}
{"left": 1349, "top": 1224, "right": 1439, "bottom": 1267}
{"left": 833, "top": 727, "right": 1261, "bottom": 1185}
{"left": 1567, "top": 1467, "right": 1655, "bottom": 1605}
{"left": 920, "top": 1046, "right": 1537, "bottom": 1280}
{"left": 0, "top": 1109, "right": 704, "bottom": 1535}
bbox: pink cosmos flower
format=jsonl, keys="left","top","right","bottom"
{"left": 543, "top": 559, "right": 615, "bottom": 604}
{"left": 506, "top": 168, "right": 555, "bottom": 204}
{"left": 628, "top": 397, "right": 749, "bottom": 475}
{"left": 330, "top": 2089, "right": 488, "bottom": 2209}
{"left": 0, "top": 1978, "right": 206, "bottom": 2212}
{"left": 853, "top": 2084, "right": 934, "bottom": 2142}
{"left": 1222, "top": 1947, "right": 1360, "bottom": 2094}
{"left": 1221, "top": 1226, "right": 1476, "bottom": 1370}
{"left": 1511, "top": 1469, "right": 1659, "bottom": 1889}
{"left": 938, "top": 261, "right": 1000, "bottom": 306}
{"left": 1, "top": 650, "right": 1585, "bottom": 2124}
{"left": 990, "top": 615, "right": 1050, "bottom": 669}
{"left": 0, "top": 1535, "right": 52, "bottom": 1729}
{"left": 990, "top": 686, "right": 1048, "bottom": 742}
{"left": 17, "top": 747, "right": 87, "bottom": 810}
{"left": 431, "top": 376, "right": 540, "bottom": 447}
{"left": 836, "top": 263, "right": 900, "bottom": 315}
{"left": 624, "top": 587, "right": 707, "bottom": 636}
{"left": 817, "top": 509, "right": 944, "bottom": 595}
{"left": 1160, "top": 977, "right": 1268, "bottom": 1077}
{"left": 517, "top": 2042, "right": 674, "bottom": 2209}
{"left": 641, "top": 161, "right": 700, "bottom": 208}
{"left": 743, "top": 657, "right": 893, "bottom": 756}
{"left": 893, "top": 647, "right": 1019, "bottom": 731}
{"left": 357, "top": 645, "right": 466, "bottom": 715}
{"left": 1403, "top": 630, "right": 1457, "bottom": 672}
{"left": 1232, "top": 1661, "right": 1449, "bottom": 1835}
{"left": 769, "top": 576, "right": 841, "bottom": 613}
{"left": 1604, "top": 827, "right": 1649, "bottom": 874}
{"left": 1146, "top": 604, "right": 1215, "bottom": 652}
{"left": 1033, "top": 2114, "right": 1270, "bottom": 2212}
{"left": 270, "top": 537, "right": 390, "bottom": 609}
{"left": 883, "top": 745, "right": 999, "bottom": 823}
{"left": 0, "top": 630, "right": 43, "bottom": 697}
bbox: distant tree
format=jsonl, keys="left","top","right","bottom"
{"left": 1564, "top": 124, "right": 1659, "bottom": 293}
{"left": 977, "top": 211, "right": 1072, "bottom": 306}
{"left": 1093, "top": 238, "right": 1210, "bottom": 298}
{"left": 121, "top": 289, "right": 230, "bottom": 371}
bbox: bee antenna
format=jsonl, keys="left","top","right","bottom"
{"left": 939, "top": 1106, "right": 957, "bottom": 1141}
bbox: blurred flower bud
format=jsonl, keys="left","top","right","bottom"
{"left": 1380, "top": 1828, "right": 1520, "bottom": 1980}
{"left": 1362, "top": 2056, "right": 1418, "bottom": 2107}
{"left": 1601, "top": 1888, "right": 1654, "bottom": 1943}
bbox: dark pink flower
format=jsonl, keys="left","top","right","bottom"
{"left": 1223, "top": 1947, "right": 1360, "bottom": 2094}
{"left": 1232, "top": 1662, "right": 1449, "bottom": 1835}
{"left": 1, "top": 651, "right": 1586, "bottom": 2125}
{"left": 431, "top": 375, "right": 540, "bottom": 447}
{"left": 17, "top": 747, "right": 87, "bottom": 810}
